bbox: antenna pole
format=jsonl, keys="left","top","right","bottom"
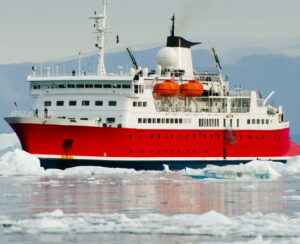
{"left": 90, "top": 0, "right": 107, "bottom": 76}
{"left": 78, "top": 50, "right": 81, "bottom": 76}
{"left": 171, "top": 14, "right": 175, "bottom": 36}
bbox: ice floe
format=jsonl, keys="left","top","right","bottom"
{"left": 181, "top": 157, "right": 300, "bottom": 180}
{"left": 0, "top": 133, "right": 21, "bottom": 156}
{"left": 1, "top": 209, "right": 300, "bottom": 240}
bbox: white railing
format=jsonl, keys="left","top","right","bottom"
{"left": 11, "top": 110, "right": 33, "bottom": 117}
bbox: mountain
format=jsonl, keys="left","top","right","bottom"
{"left": 0, "top": 48, "right": 299, "bottom": 136}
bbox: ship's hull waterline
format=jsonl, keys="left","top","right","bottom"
{"left": 6, "top": 117, "right": 300, "bottom": 170}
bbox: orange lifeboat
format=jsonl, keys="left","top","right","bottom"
{"left": 153, "top": 79, "right": 180, "bottom": 98}
{"left": 180, "top": 80, "right": 204, "bottom": 98}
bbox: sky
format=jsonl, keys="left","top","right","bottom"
{"left": 1, "top": 0, "right": 300, "bottom": 64}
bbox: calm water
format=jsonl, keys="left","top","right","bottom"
{"left": 1, "top": 168, "right": 300, "bottom": 243}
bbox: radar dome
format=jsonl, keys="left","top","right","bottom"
{"left": 157, "top": 47, "right": 177, "bottom": 68}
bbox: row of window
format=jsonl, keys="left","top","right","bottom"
{"left": 247, "top": 119, "right": 269, "bottom": 125}
{"left": 138, "top": 118, "right": 192, "bottom": 124}
{"left": 133, "top": 101, "right": 147, "bottom": 107}
{"left": 199, "top": 119, "right": 220, "bottom": 127}
{"left": 44, "top": 100, "right": 117, "bottom": 107}
{"left": 33, "top": 83, "right": 131, "bottom": 90}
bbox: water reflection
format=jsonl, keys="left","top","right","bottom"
{"left": 28, "top": 174, "right": 290, "bottom": 216}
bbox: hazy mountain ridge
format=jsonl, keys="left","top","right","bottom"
{"left": 0, "top": 48, "right": 299, "bottom": 136}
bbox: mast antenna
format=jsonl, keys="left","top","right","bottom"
{"left": 90, "top": 0, "right": 108, "bottom": 76}
{"left": 170, "top": 14, "right": 175, "bottom": 37}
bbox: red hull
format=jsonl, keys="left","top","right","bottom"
{"left": 8, "top": 122, "right": 300, "bottom": 160}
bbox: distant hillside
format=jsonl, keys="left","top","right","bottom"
{"left": 0, "top": 48, "right": 299, "bottom": 136}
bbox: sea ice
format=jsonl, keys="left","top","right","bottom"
{"left": 1, "top": 209, "right": 300, "bottom": 240}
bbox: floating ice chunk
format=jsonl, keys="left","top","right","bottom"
{"left": 0, "top": 133, "right": 20, "bottom": 151}
{"left": 181, "top": 160, "right": 284, "bottom": 180}
{"left": 163, "top": 164, "right": 171, "bottom": 173}
{"left": 282, "top": 195, "right": 300, "bottom": 201}
{"left": 1, "top": 210, "right": 300, "bottom": 239}
{"left": 282, "top": 156, "right": 300, "bottom": 174}
{"left": 0, "top": 133, "right": 21, "bottom": 157}
{"left": 0, "top": 149, "right": 44, "bottom": 176}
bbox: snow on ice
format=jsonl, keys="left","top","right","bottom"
{"left": 1, "top": 209, "right": 300, "bottom": 240}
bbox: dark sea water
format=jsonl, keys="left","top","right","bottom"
{"left": 1, "top": 134, "right": 300, "bottom": 243}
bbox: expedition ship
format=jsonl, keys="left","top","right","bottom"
{"left": 5, "top": 1, "right": 300, "bottom": 169}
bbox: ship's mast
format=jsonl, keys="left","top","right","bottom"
{"left": 90, "top": 0, "right": 107, "bottom": 76}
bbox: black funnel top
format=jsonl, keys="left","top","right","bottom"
{"left": 167, "top": 14, "right": 201, "bottom": 48}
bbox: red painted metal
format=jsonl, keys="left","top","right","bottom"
{"left": 8, "top": 122, "right": 299, "bottom": 159}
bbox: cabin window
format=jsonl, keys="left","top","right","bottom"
{"left": 85, "top": 84, "right": 93, "bottom": 88}
{"left": 133, "top": 101, "right": 137, "bottom": 107}
{"left": 143, "top": 118, "right": 147, "bottom": 123}
{"left": 162, "top": 118, "right": 165, "bottom": 124}
{"left": 166, "top": 118, "right": 170, "bottom": 124}
{"left": 94, "top": 84, "right": 102, "bottom": 88}
{"left": 82, "top": 101, "right": 90, "bottom": 106}
{"left": 157, "top": 118, "right": 161, "bottom": 123}
{"left": 262, "top": 119, "right": 265, "bottom": 124}
{"left": 56, "top": 101, "right": 64, "bottom": 106}
{"left": 67, "top": 84, "right": 75, "bottom": 88}
{"left": 134, "top": 85, "right": 139, "bottom": 94}
{"left": 95, "top": 101, "right": 103, "bottom": 106}
{"left": 80, "top": 118, "right": 88, "bottom": 120}
{"left": 230, "top": 119, "right": 232, "bottom": 127}
{"left": 44, "top": 101, "right": 51, "bottom": 107}
{"left": 175, "top": 118, "right": 178, "bottom": 124}
{"left": 170, "top": 118, "right": 174, "bottom": 124}
{"left": 138, "top": 118, "right": 142, "bottom": 123}
{"left": 113, "top": 84, "right": 121, "bottom": 88}
{"left": 179, "top": 119, "right": 183, "bottom": 124}
{"left": 58, "top": 84, "right": 66, "bottom": 88}
{"left": 247, "top": 119, "right": 250, "bottom": 124}
{"left": 122, "top": 84, "right": 131, "bottom": 89}
{"left": 33, "top": 84, "right": 40, "bottom": 89}
{"left": 148, "top": 118, "right": 151, "bottom": 123}
{"left": 143, "top": 102, "right": 147, "bottom": 107}
{"left": 266, "top": 119, "right": 269, "bottom": 124}
{"left": 138, "top": 102, "right": 142, "bottom": 107}
{"left": 109, "top": 101, "right": 117, "bottom": 106}
{"left": 223, "top": 119, "right": 226, "bottom": 127}
{"left": 252, "top": 119, "right": 255, "bottom": 124}
{"left": 76, "top": 84, "right": 84, "bottom": 88}
{"left": 69, "top": 101, "right": 77, "bottom": 106}
{"left": 106, "top": 118, "right": 115, "bottom": 123}
{"left": 153, "top": 118, "right": 156, "bottom": 124}
{"left": 104, "top": 84, "right": 112, "bottom": 88}
{"left": 237, "top": 119, "right": 239, "bottom": 127}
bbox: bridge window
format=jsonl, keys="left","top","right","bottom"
{"left": 95, "top": 101, "right": 103, "bottom": 106}
{"left": 82, "top": 101, "right": 90, "bottom": 106}
{"left": 67, "top": 84, "right": 75, "bottom": 88}
{"left": 56, "top": 101, "right": 64, "bottom": 106}
{"left": 85, "top": 84, "right": 93, "bottom": 88}
{"left": 44, "top": 101, "right": 51, "bottom": 107}
{"left": 58, "top": 84, "right": 66, "bottom": 88}
{"left": 122, "top": 84, "right": 131, "bottom": 89}
{"left": 69, "top": 101, "right": 77, "bottom": 106}
{"left": 94, "top": 84, "right": 102, "bottom": 88}
{"left": 76, "top": 84, "right": 84, "bottom": 88}
{"left": 104, "top": 84, "right": 112, "bottom": 88}
{"left": 109, "top": 101, "right": 117, "bottom": 106}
